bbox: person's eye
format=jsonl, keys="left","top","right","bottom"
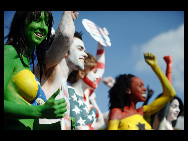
{"left": 93, "top": 70, "right": 97, "bottom": 73}
{"left": 78, "top": 47, "right": 83, "bottom": 51}
{"left": 45, "top": 20, "right": 50, "bottom": 26}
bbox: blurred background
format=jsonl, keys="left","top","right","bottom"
{"left": 4, "top": 11, "right": 184, "bottom": 122}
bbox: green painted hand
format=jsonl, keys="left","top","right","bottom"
{"left": 40, "top": 88, "right": 67, "bottom": 119}
{"left": 71, "top": 117, "right": 76, "bottom": 130}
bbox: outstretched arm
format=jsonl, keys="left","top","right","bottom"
{"left": 45, "top": 11, "right": 78, "bottom": 70}
{"left": 163, "top": 55, "right": 172, "bottom": 84}
{"left": 95, "top": 28, "right": 108, "bottom": 85}
{"left": 143, "top": 53, "right": 176, "bottom": 117}
{"left": 84, "top": 28, "right": 108, "bottom": 100}
{"left": 156, "top": 55, "right": 173, "bottom": 130}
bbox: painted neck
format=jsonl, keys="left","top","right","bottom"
{"left": 123, "top": 98, "right": 137, "bottom": 112}
{"left": 72, "top": 79, "right": 88, "bottom": 97}
{"left": 59, "top": 58, "right": 71, "bottom": 80}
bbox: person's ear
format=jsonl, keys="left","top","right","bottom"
{"left": 126, "top": 88, "right": 131, "bottom": 95}
{"left": 79, "top": 70, "right": 85, "bottom": 79}
{"left": 65, "top": 50, "right": 70, "bottom": 58}
{"left": 65, "top": 52, "right": 68, "bottom": 58}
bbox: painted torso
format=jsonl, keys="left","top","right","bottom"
{"left": 39, "top": 77, "right": 71, "bottom": 130}
{"left": 12, "top": 69, "right": 47, "bottom": 105}
{"left": 108, "top": 107, "right": 152, "bottom": 130}
{"left": 68, "top": 86, "right": 98, "bottom": 130}
{"left": 118, "top": 114, "right": 152, "bottom": 130}
{"left": 4, "top": 55, "right": 47, "bottom": 129}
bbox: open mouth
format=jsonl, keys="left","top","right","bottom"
{"left": 141, "top": 93, "right": 146, "bottom": 98}
{"left": 174, "top": 113, "right": 179, "bottom": 117}
{"left": 34, "top": 32, "right": 43, "bottom": 38}
{"left": 79, "top": 58, "right": 84, "bottom": 63}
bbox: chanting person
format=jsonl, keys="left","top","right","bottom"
{"left": 4, "top": 11, "right": 67, "bottom": 130}
{"left": 107, "top": 53, "right": 176, "bottom": 130}
{"left": 67, "top": 28, "right": 109, "bottom": 130}
{"left": 152, "top": 56, "right": 183, "bottom": 130}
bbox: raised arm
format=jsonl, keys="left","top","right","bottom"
{"left": 84, "top": 28, "right": 108, "bottom": 100}
{"left": 155, "top": 55, "right": 173, "bottom": 130}
{"left": 95, "top": 27, "right": 108, "bottom": 85}
{"left": 163, "top": 55, "right": 172, "bottom": 84}
{"left": 45, "top": 11, "right": 78, "bottom": 70}
{"left": 143, "top": 53, "right": 176, "bottom": 117}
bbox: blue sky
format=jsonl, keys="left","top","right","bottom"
{"left": 4, "top": 11, "right": 184, "bottom": 113}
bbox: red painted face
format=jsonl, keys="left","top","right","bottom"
{"left": 130, "top": 76, "right": 147, "bottom": 103}
{"left": 82, "top": 68, "right": 99, "bottom": 90}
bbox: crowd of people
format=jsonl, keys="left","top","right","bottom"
{"left": 4, "top": 11, "right": 183, "bottom": 130}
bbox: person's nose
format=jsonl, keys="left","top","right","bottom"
{"left": 96, "top": 73, "right": 99, "bottom": 80}
{"left": 144, "top": 87, "right": 147, "bottom": 93}
{"left": 83, "top": 51, "right": 88, "bottom": 59}
{"left": 176, "top": 107, "right": 180, "bottom": 113}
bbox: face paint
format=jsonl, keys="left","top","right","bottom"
{"left": 166, "top": 99, "right": 180, "bottom": 122}
{"left": 130, "top": 77, "right": 147, "bottom": 103}
{"left": 24, "top": 11, "right": 49, "bottom": 47}
{"left": 82, "top": 69, "right": 99, "bottom": 89}
{"left": 68, "top": 37, "right": 87, "bottom": 70}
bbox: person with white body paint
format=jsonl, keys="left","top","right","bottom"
{"left": 68, "top": 28, "right": 110, "bottom": 130}
{"left": 34, "top": 11, "right": 88, "bottom": 130}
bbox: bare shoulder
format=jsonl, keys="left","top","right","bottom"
{"left": 109, "top": 108, "right": 122, "bottom": 120}
{"left": 4, "top": 45, "right": 18, "bottom": 58}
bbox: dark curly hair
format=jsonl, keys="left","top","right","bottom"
{"left": 109, "top": 74, "right": 135, "bottom": 112}
{"left": 5, "top": 11, "right": 53, "bottom": 82}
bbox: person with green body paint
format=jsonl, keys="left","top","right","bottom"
{"left": 4, "top": 11, "right": 67, "bottom": 130}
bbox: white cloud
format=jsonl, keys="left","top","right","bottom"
{"left": 133, "top": 24, "right": 184, "bottom": 93}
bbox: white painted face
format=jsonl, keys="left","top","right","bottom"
{"left": 166, "top": 99, "right": 180, "bottom": 122}
{"left": 68, "top": 37, "right": 87, "bottom": 70}
{"left": 82, "top": 69, "right": 99, "bottom": 89}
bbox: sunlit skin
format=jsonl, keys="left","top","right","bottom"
{"left": 4, "top": 11, "right": 67, "bottom": 130}
{"left": 33, "top": 11, "right": 81, "bottom": 130}
{"left": 167, "top": 99, "right": 180, "bottom": 121}
{"left": 67, "top": 37, "right": 87, "bottom": 71}
{"left": 153, "top": 55, "right": 177, "bottom": 130}
{"left": 107, "top": 53, "right": 176, "bottom": 130}
{"left": 129, "top": 77, "right": 147, "bottom": 103}
{"left": 82, "top": 68, "right": 99, "bottom": 89}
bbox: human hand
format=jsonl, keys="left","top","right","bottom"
{"left": 144, "top": 53, "right": 157, "bottom": 67}
{"left": 163, "top": 55, "right": 172, "bottom": 66}
{"left": 102, "top": 76, "right": 115, "bottom": 88}
{"left": 102, "top": 27, "right": 109, "bottom": 36}
{"left": 40, "top": 88, "right": 67, "bottom": 119}
{"left": 90, "top": 106, "right": 99, "bottom": 118}
{"left": 65, "top": 11, "right": 79, "bottom": 21}
{"left": 71, "top": 117, "right": 76, "bottom": 130}
{"left": 147, "top": 85, "right": 154, "bottom": 99}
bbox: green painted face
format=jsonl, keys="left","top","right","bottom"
{"left": 24, "top": 11, "right": 49, "bottom": 47}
